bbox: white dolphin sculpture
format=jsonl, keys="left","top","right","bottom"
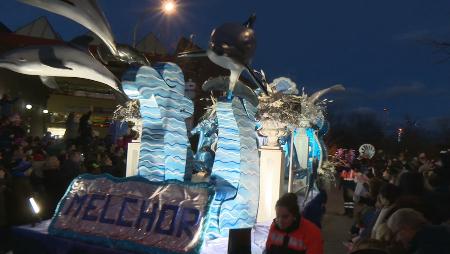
{"left": 18, "top": 0, "right": 117, "bottom": 55}
{"left": 0, "top": 45, "right": 126, "bottom": 99}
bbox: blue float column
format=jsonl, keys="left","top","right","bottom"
{"left": 122, "top": 67, "right": 165, "bottom": 181}
{"left": 152, "top": 63, "right": 194, "bottom": 181}
{"left": 218, "top": 99, "right": 259, "bottom": 232}
{"left": 206, "top": 100, "right": 241, "bottom": 239}
{"left": 206, "top": 98, "right": 260, "bottom": 239}
{"left": 122, "top": 64, "right": 193, "bottom": 181}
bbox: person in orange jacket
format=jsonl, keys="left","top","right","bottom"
{"left": 265, "top": 193, "right": 324, "bottom": 254}
{"left": 340, "top": 165, "right": 356, "bottom": 217}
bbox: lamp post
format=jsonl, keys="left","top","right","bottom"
{"left": 133, "top": 12, "right": 148, "bottom": 48}
{"left": 132, "top": 0, "right": 178, "bottom": 48}
{"left": 397, "top": 128, "right": 403, "bottom": 143}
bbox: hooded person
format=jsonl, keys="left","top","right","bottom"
{"left": 265, "top": 193, "right": 324, "bottom": 254}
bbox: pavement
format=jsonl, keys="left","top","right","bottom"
{"left": 322, "top": 186, "right": 354, "bottom": 254}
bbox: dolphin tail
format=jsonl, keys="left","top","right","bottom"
{"left": 177, "top": 49, "right": 207, "bottom": 58}
{"left": 19, "top": 0, "right": 117, "bottom": 55}
{"left": 39, "top": 76, "right": 59, "bottom": 90}
{"left": 308, "top": 84, "right": 345, "bottom": 104}
{"left": 243, "top": 13, "right": 256, "bottom": 28}
{"left": 244, "top": 65, "right": 269, "bottom": 95}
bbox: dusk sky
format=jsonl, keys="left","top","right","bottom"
{"left": 1, "top": 0, "right": 450, "bottom": 128}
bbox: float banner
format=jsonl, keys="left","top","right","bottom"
{"left": 49, "top": 174, "right": 214, "bottom": 254}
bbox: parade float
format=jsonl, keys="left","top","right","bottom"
{"left": 0, "top": 1, "right": 343, "bottom": 253}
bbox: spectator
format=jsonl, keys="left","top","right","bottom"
{"left": 397, "top": 172, "right": 424, "bottom": 196}
{"left": 0, "top": 165, "right": 11, "bottom": 253}
{"left": 78, "top": 111, "right": 93, "bottom": 150}
{"left": 0, "top": 94, "right": 18, "bottom": 119}
{"left": 340, "top": 163, "right": 356, "bottom": 217}
{"left": 101, "top": 154, "right": 120, "bottom": 177}
{"left": 64, "top": 112, "right": 78, "bottom": 145}
{"left": 60, "top": 150, "right": 82, "bottom": 187}
{"left": 41, "top": 131, "right": 53, "bottom": 147}
{"left": 111, "top": 147, "right": 126, "bottom": 178}
{"left": 265, "top": 193, "right": 324, "bottom": 254}
{"left": 382, "top": 162, "right": 400, "bottom": 184}
{"left": 85, "top": 159, "right": 101, "bottom": 175}
{"left": 303, "top": 178, "right": 328, "bottom": 228}
{"left": 9, "top": 153, "right": 35, "bottom": 225}
{"left": 6, "top": 114, "right": 25, "bottom": 146}
{"left": 387, "top": 208, "right": 450, "bottom": 254}
{"left": 417, "top": 153, "right": 434, "bottom": 173}
{"left": 42, "top": 156, "right": 65, "bottom": 219}
{"left": 371, "top": 184, "right": 400, "bottom": 241}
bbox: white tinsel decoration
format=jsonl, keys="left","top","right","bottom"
{"left": 257, "top": 77, "right": 331, "bottom": 129}
{"left": 112, "top": 100, "right": 141, "bottom": 121}
{"left": 318, "top": 160, "right": 337, "bottom": 190}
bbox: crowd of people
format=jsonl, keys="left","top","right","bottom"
{"left": 335, "top": 149, "right": 450, "bottom": 254}
{"left": 0, "top": 102, "right": 135, "bottom": 253}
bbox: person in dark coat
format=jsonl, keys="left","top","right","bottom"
{"left": 78, "top": 111, "right": 93, "bottom": 151}
{"left": 387, "top": 208, "right": 450, "bottom": 254}
{"left": 60, "top": 151, "right": 82, "bottom": 189}
{"left": 0, "top": 165, "right": 12, "bottom": 253}
{"left": 64, "top": 112, "right": 78, "bottom": 147}
{"left": 0, "top": 94, "right": 18, "bottom": 119}
{"left": 0, "top": 166, "right": 10, "bottom": 226}
{"left": 42, "top": 156, "right": 66, "bottom": 219}
{"left": 302, "top": 179, "right": 328, "bottom": 228}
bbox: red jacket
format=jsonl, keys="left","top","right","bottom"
{"left": 266, "top": 216, "right": 324, "bottom": 254}
{"left": 340, "top": 169, "right": 355, "bottom": 181}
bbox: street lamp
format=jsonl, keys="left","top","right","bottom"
{"left": 162, "top": 0, "right": 177, "bottom": 15}
{"left": 42, "top": 109, "right": 49, "bottom": 114}
{"left": 132, "top": 0, "right": 178, "bottom": 47}
{"left": 25, "top": 104, "right": 32, "bottom": 110}
{"left": 397, "top": 128, "right": 403, "bottom": 143}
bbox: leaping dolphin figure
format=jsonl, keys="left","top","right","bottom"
{"left": 0, "top": 45, "right": 127, "bottom": 100}
{"left": 17, "top": 0, "right": 117, "bottom": 55}
{"left": 178, "top": 14, "right": 269, "bottom": 97}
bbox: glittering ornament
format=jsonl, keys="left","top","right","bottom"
{"left": 112, "top": 100, "right": 141, "bottom": 121}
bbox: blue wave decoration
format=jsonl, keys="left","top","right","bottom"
{"left": 205, "top": 98, "right": 260, "bottom": 239}
{"left": 217, "top": 99, "right": 259, "bottom": 236}
{"left": 122, "top": 63, "right": 193, "bottom": 182}
{"left": 206, "top": 101, "right": 241, "bottom": 239}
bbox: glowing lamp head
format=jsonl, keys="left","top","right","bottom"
{"left": 25, "top": 104, "right": 32, "bottom": 110}
{"left": 29, "top": 197, "right": 40, "bottom": 214}
{"left": 43, "top": 109, "right": 49, "bottom": 114}
{"left": 162, "top": 0, "right": 176, "bottom": 15}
